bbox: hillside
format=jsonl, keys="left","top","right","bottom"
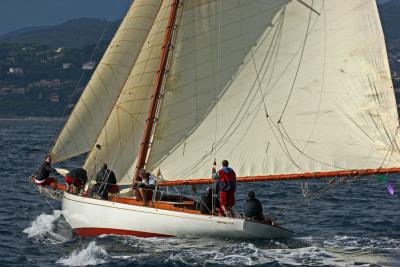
{"left": 0, "top": 18, "right": 120, "bottom": 48}
{"left": 0, "top": 3, "right": 399, "bottom": 117}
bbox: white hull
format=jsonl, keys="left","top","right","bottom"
{"left": 62, "top": 192, "right": 293, "bottom": 239}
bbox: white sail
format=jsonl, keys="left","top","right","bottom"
{"left": 50, "top": 0, "right": 163, "bottom": 163}
{"left": 146, "top": 0, "right": 288, "bottom": 173}
{"left": 146, "top": 0, "right": 400, "bottom": 180}
{"left": 83, "top": 0, "right": 172, "bottom": 182}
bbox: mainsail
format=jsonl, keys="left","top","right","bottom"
{"left": 53, "top": 0, "right": 400, "bottom": 185}
{"left": 50, "top": 0, "right": 163, "bottom": 163}
{"left": 146, "top": 0, "right": 400, "bottom": 181}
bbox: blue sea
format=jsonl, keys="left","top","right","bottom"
{"left": 0, "top": 117, "right": 399, "bottom": 267}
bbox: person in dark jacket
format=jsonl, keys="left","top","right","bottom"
{"left": 213, "top": 160, "right": 236, "bottom": 217}
{"left": 65, "top": 168, "right": 88, "bottom": 194}
{"left": 33, "top": 155, "right": 56, "bottom": 187}
{"left": 90, "top": 163, "right": 117, "bottom": 199}
{"left": 244, "top": 191, "right": 264, "bottom": 221}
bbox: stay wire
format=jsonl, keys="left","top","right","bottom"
{"left": 213, "top": 0, "right": 222, "bottom": 160}
{"left": 62, "top": 19, "right": 113, "bottom": 117}
{"left": 212, "top": 0, "right": 222, "bottom": 215}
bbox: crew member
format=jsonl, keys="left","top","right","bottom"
{"left": 136, "top": 168, "right": 157, "bottom": 206}
{"left": 245, "top": 191, "right": 273, "bottom": 224}
{"left": 214, "top": 160, "right": 236, "bottom": 217}
{"left": 90, "top": 163, "right": 117, "bottom": 199}
{"left": 244, "top": 191, "right": 264, "bottom": 221}
{"left": 33, "top": 155, "right": 56, "bottom": 188}
{"left": 65, "top": 167, "right": 88, "bottom": 194}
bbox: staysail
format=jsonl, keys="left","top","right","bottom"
{"left": 83, "top": 0, "right": 173, "bottom": 182}
{"left": 50, "top": 0, "right": 163, "bottom": 163}
{"left": 145, "top": 0, "right": 400, "bottom": 181}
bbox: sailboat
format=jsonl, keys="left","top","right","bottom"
{"left": 35, "top": 0, "right": 400, "bottom": 239}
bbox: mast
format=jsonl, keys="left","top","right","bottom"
{"left": 157, "top": 167, "right": 400, "bottom": 186}
{"left": 134, "top": 0, "right": 181, "bottom": 182}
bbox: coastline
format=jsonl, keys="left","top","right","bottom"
{"left": 0, "top": 115, "right": 66, "bottom": 121}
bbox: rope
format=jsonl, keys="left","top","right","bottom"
{"left": 273, "top": 175, "right": 360, "bottom": 220}
{"left": 29, "top": 174, "right": 58, "bottom": 210}
{"left": 278, "top": 0, "right": 314, "bottom": 122}
{"left": 380, "top": 125, "right": 400, "bottom": 168}
{"left": 176, "top": 9, "right": 287, "bottom": 178}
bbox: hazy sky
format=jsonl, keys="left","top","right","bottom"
{"left": 0, "top": 0, "right": 131, "bottom": 35}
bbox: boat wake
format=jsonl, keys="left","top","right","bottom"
{"left": 21, "top": 211, "right": 399, "bottom": 267}
{"left": 23, "top": 210, "right": 73, "bottom": 244}
{"left": 75, "top": 234, "right": 395, "bottom": 267}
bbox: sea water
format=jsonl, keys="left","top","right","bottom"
{"left": 0, "top": 117, "right": 399, "bottom": 267}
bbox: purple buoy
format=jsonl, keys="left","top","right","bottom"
{"left": 387, "top": 183, "right": 395, "bottom": 196}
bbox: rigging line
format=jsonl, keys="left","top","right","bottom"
{"left": 85, "top": 2, "right": 168, "bottom": 181}
{"left": 213, "top": 0, "right": 222, "bottom": 160}
{"left": 248, "top": 23, "right": 315, "bottom": 172}
{"left": 221, "top": 38, "right": 307, "bottom": 172}
{"left": 293, "top": 0, "right": 327, "bottom": 157}
{"left": 278, "top": 0, "right": 314, "bottom": 123}
{"left": 206, "top": 53, "right": 313, "bottom": 174}
{"left": 208, "top": 9, "right": 285, "bottom": 145}
{"left": 366, "top": 108, "right": 400, "bottom": 167}
{"left": 296, "top": 0, "right": 321, "bottom": 16}
{"left": 134, "top": 0, "right": 182, "bottom": 181}
{"left": 147, "top": 5, "right": 287, "bottom": 172}
{"left": 177, "top": 13, "right": 287, "bottom": 178}
{"left": 50, "top": 3, "right": 133, "bottom": 161}
{"left": 212, "top": 0, "right": 222, "bottom": 215}
{"left": 274, "top": 175, "right": 363, "bottom": 219}
{"left": 62, "top": 20, "right": 112, "bottom": 117}
{"left": 82, "top": 1, "right": 166, "bottom": 171}
{"left": 372, "top": 104, "right": 400, "bottom": 161}
{"left": 278, "top": 121, "right": 348, "bottom": 170}
{"left": 276, "top": 123, "right": 307, "bottom": 172}
{"left": 31, "top": 179, "right": 58, "bottom": 209}
{"left": 380, "top": 125, "right": 400, "bottom": 168}
{"left": 261, "top": 10, "right": 286, "bottom": 98}
{"left": 145, "top": 0, "right": 184, "bottom": 172}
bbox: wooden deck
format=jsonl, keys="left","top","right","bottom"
{"left": 110, "top": 196, "right": 202, "bottom": 215}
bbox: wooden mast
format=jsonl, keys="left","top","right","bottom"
{"left": 134, "top": 0, "right": 180, "bottom": 182}
{"left": 157, "top": 167, "right": 400, "bottom": 186}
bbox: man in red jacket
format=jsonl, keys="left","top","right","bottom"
{"left": 214, "top": 160, "right": 236, "bottom": 217}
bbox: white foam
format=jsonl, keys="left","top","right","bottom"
{"left": 164, "top": 240, "right": 389, "bottom": 266}
{"left": 23, "top": 210, "right": 62, "bottom": 238}
{"left": 57, "top": 241, "right": 108, "bottom": 266}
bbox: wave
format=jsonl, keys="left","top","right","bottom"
{"left": 23, "top": 210, "right": 73, "bottom": 244}
{"left": 57, "top": 241, "right": 108, "bottom": 266}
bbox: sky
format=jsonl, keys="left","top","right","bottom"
{"left": 0, "top": 0, "right": 132, "bottom": 35}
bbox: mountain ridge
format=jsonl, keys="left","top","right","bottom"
{"left": 0, "top": 18, "right": 120, "bottom": 48}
